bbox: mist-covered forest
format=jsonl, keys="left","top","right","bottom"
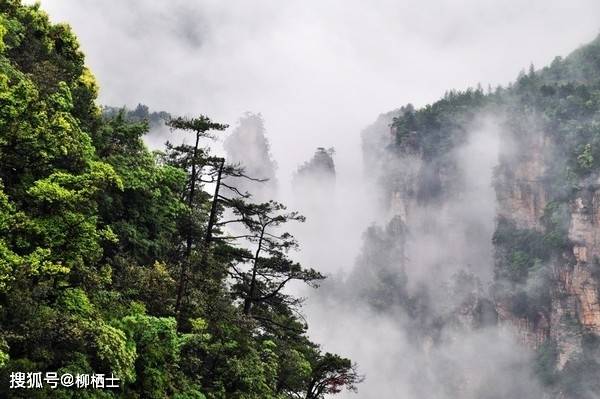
{"left": 2, "top": 0, "right": 600, "bottom": 398}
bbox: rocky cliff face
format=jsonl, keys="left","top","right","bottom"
{"left": 361, "top": 101, "right": 600, "bottom": 397}
{"left": 495, "top": 131, "right": 550, "bottom": 231}
{"left": 552, "top": 191, "right": 600, "bottom": 371}
{"left": 493, "top": 124, "right": 600, "bottom": 379}
{"left": 224, "top": 112, "right": 278, "bottom": 201}
{"left": 493, "top": 128, "right": 553, "bottom": 347}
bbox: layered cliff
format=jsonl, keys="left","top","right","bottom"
{"left": 224, "top": 112, "right": 278, "bottom": 201}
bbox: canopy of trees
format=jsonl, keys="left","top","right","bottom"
{"left": 0, "top": 2, "right": 360, "bottom": 398}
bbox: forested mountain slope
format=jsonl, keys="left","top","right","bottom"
{"left": 0, "top": 2, "right": 359, "bottom": 398}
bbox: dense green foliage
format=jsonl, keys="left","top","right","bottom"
{"left": 294, "top": 148, "right": 335, "bottom": 182}
{"left": 0, "top": 2, "right": 360, "bottom": 398}
{"left": 391, "top": 89, "right": 488, "bottom": 160}
{"left": 102, "top": 104, "right": 171, "bottom": 130}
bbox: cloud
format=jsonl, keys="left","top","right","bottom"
{"left": 37, "top": 0, "right": 600, "bottom": 181}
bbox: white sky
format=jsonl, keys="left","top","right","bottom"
{"left": 38, "top": 0, "right": 600, "bottom": 180}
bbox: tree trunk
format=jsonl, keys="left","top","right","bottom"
{"left": 244, "top": 226, "right": 264, "bottom": 315}
{"left": 175, "top": 131, "right": 201, "bottom": 317}
{"left": 205, "top": 158, "right": 225, "bottom": 245}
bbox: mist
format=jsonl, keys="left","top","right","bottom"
{"left": 304, "top": 116, "right": 515, "bottom": 398}
{"left": 37, "top": 0, "right": 600, "bottom": 182}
